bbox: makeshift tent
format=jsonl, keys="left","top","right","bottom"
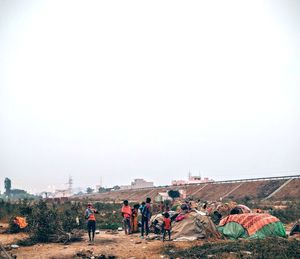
{"left": 218, "top": 213, "right": 286, "bottom": 239}
{"left": 171, "top": 211, "right": 220, "bottom": 241}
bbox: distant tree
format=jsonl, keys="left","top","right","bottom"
{"left": 11, "top": 189, "right": 27, "bottom": 195}
{"left": 112, "top": 185, "right": 120, "bottom": 190}
{"left": 86, "top": 187, "right": 94, "bottom": 194}
{"left": 10, "top": 189, "right": 30, "bottom": 199}
{"left": 168, "top": 190, "right": 180, "bottom": 200}
{"left": 98, "top": 187, "right": 107, "bottom": 193}
{"left": 4, "top": 178, "right": 11, "bottom": 196}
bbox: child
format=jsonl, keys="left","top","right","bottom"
{"left": 121, "top": 200, "right": 132, "bottom": 235}
{"left": 162, "top": 212, "right": 171, "bottom": 241}
{"left": 141, "top": 197, "right": 151, "bottom": 238}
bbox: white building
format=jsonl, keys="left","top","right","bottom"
{"left": 172, "top": 174, "right": 214, "bottom": 186}
{"left": 120, "top": 178, "right": 154, "bottom": 190}
{"left": 131, "top": 178, "right": 154, "bottom": 189}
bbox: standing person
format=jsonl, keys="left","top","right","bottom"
{"left": 85, "top": 203, "right": 98, "bottom": 243}
{"left": 162, "top": 212, "right": 171, "bottom": 241}
{"left": 141, "top": 197, "right": 152, "bottom": 239}
{"left": 131, "top": 204, "right": 139, "bottom": 233}
{"left": 139, "top": 202, "right": 146, "bottom": 214}
{"left": 121, "top": 200, "right": 132, "bottom": 235}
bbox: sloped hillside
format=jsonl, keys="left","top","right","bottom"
{"left": 78, "top": 177, "right": 300, "bottom": 202}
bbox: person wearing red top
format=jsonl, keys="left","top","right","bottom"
{"left": 162, "top": 212, "right": 171, "bottom": 241}
{"left": 121, "top": 200, "right": 132, "bottom": 234}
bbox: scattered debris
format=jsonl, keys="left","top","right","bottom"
{"left": 75, "top": 249, "right": 116, "bottom": 259}
{"left": 105, "top": 230, "right": 118, "bottom": 235}
{"left": 48, "top": 229, "right": 85, "bottom": 243}
{"left": 241, "top": 250, "right": 252, "bottom": 255}
{"left": 76, "top": 249, "right": 94, "bottom": 258}
{"left": 0, "top": 242, "right": 14, "bottom": 259}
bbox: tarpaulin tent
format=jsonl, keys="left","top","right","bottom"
{"left": 171, "top": 211, "right": 220, "bottom": 241}
{"left": 218, "top": 213, "right": 286, "bottom": 239}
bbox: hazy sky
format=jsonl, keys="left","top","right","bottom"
{"left": 0, "top": 0, "right": 299, "bottom": 193}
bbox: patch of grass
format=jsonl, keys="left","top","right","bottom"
{"left": 164, "top": 237, "right": 300, "bottom": 259}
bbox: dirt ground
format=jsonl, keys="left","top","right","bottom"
{"left": 1, "top": 223, "right": 298, "bottom": 259}
{"left": 0, "top": 230, "right": 201, "bottom": 259}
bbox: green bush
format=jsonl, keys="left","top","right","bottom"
{"left": 29, "top": 201, "right": 61, "bottom": 242}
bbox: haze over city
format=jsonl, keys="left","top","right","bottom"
{"left": 0, "top": 1, "right": 299, "bottom": 194}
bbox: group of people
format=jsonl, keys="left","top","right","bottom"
{"left": 121, "top": 197, "right": 171, "bottom": 241}
{"left": 84, "top": 198, "right": 173, "bottom": 243}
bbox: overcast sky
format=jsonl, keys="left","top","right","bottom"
{"left": 0, "top": 0, "right": 299, "bottom": 193}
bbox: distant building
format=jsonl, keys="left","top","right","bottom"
{"left": 120, "top": 178, "right": 154, "bottom": 190}
{"left": 119, "top": 185, "right": 131, "bottom": 190}
{"left": 172, "top": 174, "right": 214, "bottom": 186}
{"left": 53, "top": 189, "right": 71, "bottom": 198}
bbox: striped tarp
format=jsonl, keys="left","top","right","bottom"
{"left": 219, "top": 213, "right": 280, "bottom": 236}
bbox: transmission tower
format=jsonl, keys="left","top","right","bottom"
{"left": 67, "top": 176, "right": 73, "bottom": 194}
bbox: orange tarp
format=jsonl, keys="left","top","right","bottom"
{"left": 14, "top": 217, "right": 28, "bottom": 229}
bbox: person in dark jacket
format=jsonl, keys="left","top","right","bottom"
{"left": 141, "top": 197, "right": 152, "bottom": 238}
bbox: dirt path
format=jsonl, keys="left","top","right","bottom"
{"left": 2, "top": 232, "right": 199, "bottom": 259}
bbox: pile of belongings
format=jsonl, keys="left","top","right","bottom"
{"left": 218, "top": 213, "right": 286, "bottom": 239}
{"left": 150, "top": 211, "right": 177, "bottom": 234}
{"left": 216, "top": 202, "right": 251, "bottom": 216}
{"left": 9, "top": 216, "right": 28, "bottom": 233}
{"left": 13, "top": 217, "right": 28, "bottom": 229}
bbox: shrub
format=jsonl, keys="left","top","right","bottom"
{"left": 29, "top": 201, "right": 61, "bottom": 242}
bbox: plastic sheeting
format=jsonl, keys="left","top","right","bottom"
{"left": 218, "top": 221, "right": 286, "bottom": 239}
